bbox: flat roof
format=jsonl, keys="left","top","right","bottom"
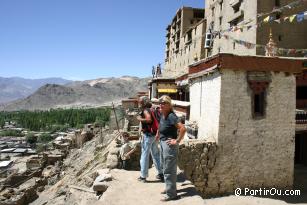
{"left": 0, "top": 160, "right": 13, "bottom": 168}
{"left": 189, "top": 53, "right": 306, "bottom": 74}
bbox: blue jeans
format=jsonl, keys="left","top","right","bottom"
{"left": 160, "top": 140, "right": 178, "bottom": 198}
{"left": 140, "top": 133, "right": 162, "bottom": 178}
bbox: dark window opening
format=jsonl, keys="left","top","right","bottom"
{"left": 229, "top": 15, "right": 244, "bottom": 27}
{"left": 275, "top": 13, "right": 281, "bottom": 19}
{"left": 253, "top": 91, "right": 265, "bottom": 117}
{"left": 194, "top": 10, "right": 204, "bottom": 19}
{"left": 275, "top": 0, "right": 280, "bottom": 7}
{"left": 295, "top": 134, "right": 307, "bottom": 165}
{"left": 297, "top": 86, "right": 307, "bottom": 99}
{"left": 233, "top": 0, "right": 243, "bottom": 13}
{"left": 278, "top": 35, "right": 282, "bottom": 41}
{"left": 220, "top": 0, "right": 223, "bottom": 11}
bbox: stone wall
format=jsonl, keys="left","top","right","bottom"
{"left": 178, "top": 140, "right": 218, "bottom": 197}
{"left": 218, "top": 69, "right": 296, "bottom": 189}
{"left": 186, "top": 69, "right": 296, "bottom": 197}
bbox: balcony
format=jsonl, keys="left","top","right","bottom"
{"left": 229, "top": 0, "right": 241, "bottom": 7}
{"left": 185, "top": 39, "right": 192, "bottom": 45}
{"left": 228, "top": 10, "right": 244, "bottom": 24}
{"left": 296, "top": 109, "right": 307, "bottom": 131}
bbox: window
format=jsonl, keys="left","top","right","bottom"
{"left": 187, "top": 31, "right": 192, "bottom": 43}
{"left": 229, "top": 15, "right": 244, "bottom": 27}
{"left": 233, "top": 42, "right": 236, "bottom": 50}
{"left": 194, "top": 10, "right": 204, "bottom": 18}
{"left": 248, "top": 78, "right": 269, "bottom": 119}
{"left": 278, "top": 35, "right": 282, "bottom": 41}
{"left": 297, "top": 86, "right": 307, "bottom": 99}
{"left": 231, "top": 0, "right": 243, "bottom": 12}
{"left": 275, "top": 13, "right": 281, "bottom": 19}
{"left": 220, "top": 0, "right": 223, "bottom": 11}
{"left": 219, "top": 17, "right": 223, "bottom": 26}
{"left": 233, "top": 3, "right": 240, "bottom": 13}
{"left": 212, "top": 7, "right": 215, "bottom": 17}
{"left": 275, "top": 0, "right": 280, "bottom": 7}
{"left": 253, "top": 91, "right": 265, "bottom": 117}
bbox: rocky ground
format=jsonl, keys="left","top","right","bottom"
{"left": 27, "top": 131, "right": 307, "bottom": 205}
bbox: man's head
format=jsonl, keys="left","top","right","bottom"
{"left": 138, "top": 96, "right": 152, "bottom": 108}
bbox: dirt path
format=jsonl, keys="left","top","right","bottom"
{"left": 97, "top": 167, "right": 307, "bottom": 205}
{"left": 97, "top": 168, "right": 204, "bottom": 205}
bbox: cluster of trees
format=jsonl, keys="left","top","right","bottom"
{"left": 0, "top": 129, "right": 24, "bottom": 137}
{"left": 26, "top": 132, "right": 53, "bottom": 144}
{"left": 0, "top": 108, "right": 111, "bottom": 132}
{"left": 0, "top": 118, "right": 5, "bottom": 128}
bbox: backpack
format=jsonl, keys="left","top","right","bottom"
{"left": 144, "top": 107, "right": 161, "bottom": 134}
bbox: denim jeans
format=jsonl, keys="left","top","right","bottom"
{"left": 140, "top": 133, "right": 163, "bottom": 178}
{"left": 160, "top": 140, "right": 178, "bottom": 198}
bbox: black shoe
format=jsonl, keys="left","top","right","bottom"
{"left": 137, "top": 176, "right": 146, "bottom": 182}
{"left": 156, "top": 174, "right": 164, "bottom": 182}
{"left": 160, "top": 195, "right": 180, "bottom": 202}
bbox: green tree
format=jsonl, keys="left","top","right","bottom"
{"left": 0, "top": 117, "right": 5, "bottom": 128}
{"left": 26, "top": 133, "right": 37, "bottom": 144}
{"left": 38, "top": 133, "right": 53, "bottom": 143}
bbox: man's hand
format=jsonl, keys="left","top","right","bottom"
{"left": 136, "top": 116, "right": 142, "bottom": 121}
{"left": 155, "top": 134, "right": 160, "bottom": 141}
{"left": 166, "top": 138, "right": 178, "bottom": 145}
{"left": 124, "top": 153, "right": 130, "bottom": 159}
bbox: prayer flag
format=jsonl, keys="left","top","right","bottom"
{"left": 297, "top": 12, "right": 304, "bottom": 22}
{"left": 289, "top": 14, "right": 296, "bottom": 22}
{"left": 263, "top": 16, "right": 270, "bottom": 22}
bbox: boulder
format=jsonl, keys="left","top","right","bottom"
{"left": 95, "top": 174, "right": 112, "bottom": 183}
{"left": 92, "top": 181, "right": 109, "bottom": 192}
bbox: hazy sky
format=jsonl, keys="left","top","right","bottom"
{"left": 0, "top": 0, "right": 204, "bottom": 80}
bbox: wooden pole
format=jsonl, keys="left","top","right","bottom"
{"left": 112, "top": 102, "right": 119, "bottom": 131}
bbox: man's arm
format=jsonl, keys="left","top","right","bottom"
{"left": 136, "top": 110, "right": 152, "bottom": 124}
{"left": 155, "top": 127, "right": 160, "bottom": 141}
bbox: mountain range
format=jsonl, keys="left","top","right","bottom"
{"left": 0, "top": 76, "right": 149, "bottom": 111}
{"left": 0, "top": 77, "right": 71, "bottom": 104}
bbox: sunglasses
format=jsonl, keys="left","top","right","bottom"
{"left": 159, "top": 101, "right": 169, "bottom": 105}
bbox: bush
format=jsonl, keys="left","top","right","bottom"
{"left": 36, "top": 143, "right": 48, "bottom": 153}
{"left": 26, "top": 133, "right": 37, "bottom": 144}
{"left": 38, "top": 133, "right": 53, "bottom": 143}
{"left": 0, "top": 130, "right": 24, "bottom": 137}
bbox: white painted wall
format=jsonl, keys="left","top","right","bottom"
{"left": 189, "top": 72, "right": 221, "bottom": 142}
